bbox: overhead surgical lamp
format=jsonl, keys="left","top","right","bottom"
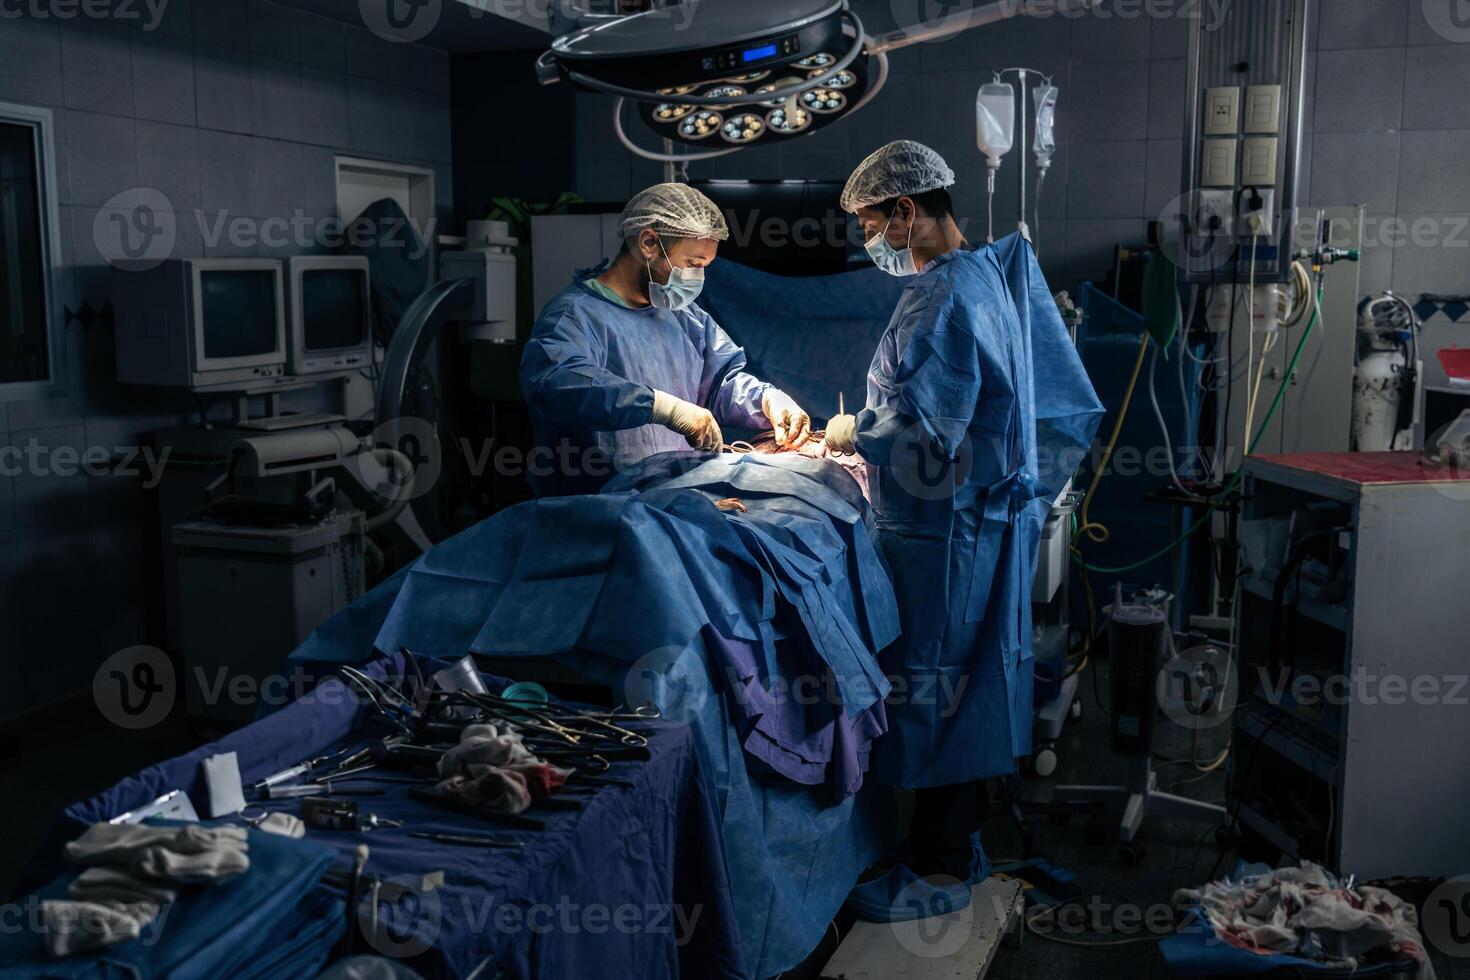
{"left": 535, "top": 0, "right": 1102, "bottom": 164}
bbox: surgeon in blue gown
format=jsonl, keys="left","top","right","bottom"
{"left": 827, "top": 141, "right": 1104, "bottom": 881}
{"left": 520, "top": 182, "right": 812, "bottom": 496}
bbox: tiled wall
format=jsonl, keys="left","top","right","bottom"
{"left": 571, "top": 0, "right": 1470, "bottom": 300}
{"left": 0, "top": 0, "right": 453, "bottom": 721}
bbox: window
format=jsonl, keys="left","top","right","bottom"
{"left": 0, "top": 103, "right": 61, "bottom": 393}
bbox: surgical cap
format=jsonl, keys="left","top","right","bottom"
{"left": 618, "top": 182, "right": 730, "bottom": 243}
{"left": 840, "top": 140, "right": 956, "bottom": 213}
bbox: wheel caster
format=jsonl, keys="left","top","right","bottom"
{"left": 1119, "top": 841, "right": 1146, "bottom": 865}
{"left": 1068, "top": 699, "right": 1084, "bottom": 722}
{"left": 1084, "top": 820, "right": 1107, "bottom": 846}
{"left": 1031, "top": 745, "right": 1058, "bottom": 778}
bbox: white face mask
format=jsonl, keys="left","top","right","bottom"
{"left": 865, "top": 213, "right": 919, "bottom": 277}
{"left": 646, "top": 239, "right": 705, "bottom": 311}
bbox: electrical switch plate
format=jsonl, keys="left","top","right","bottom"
{"left": 1243, "top": 85, "right": 1282, "bottom": 134}
{"left": 1202, "top": 138, "right": 1237, "bottom": 187}
{"left": 1241, "top": 136, "right": 1278, "bottom": 185}
{"left": 1203, "top": 86, "right": 1240, "bottom": 135}
{"left": 1238, "top": 188, "right": 1275, "bottom": 238}
{"left": 1196, "top": 189, "right": 1234, "bottom": 237}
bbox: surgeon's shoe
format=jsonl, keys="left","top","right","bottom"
{"left": 845, "top": 864, "right": 972, "bottom": 923}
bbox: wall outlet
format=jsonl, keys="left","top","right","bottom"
{"left": 1204, "top": 86, "right": 1240, "bottom": 135}
{"left": 1196, "top": 189, "right": 1234, "bottom": 237}
{"left": 1239, "top": 189, "right": 1275, "bottom": 238}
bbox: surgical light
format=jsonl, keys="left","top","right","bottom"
{"left": 536, "top": 0, "right": 871, "bottom": 157}
{"left": 535, "top": 0, "right": 1102, "bottom": 165}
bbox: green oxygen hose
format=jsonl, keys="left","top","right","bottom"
{"left": 1073, "top": 287, "right": 1323, "bottom": 576}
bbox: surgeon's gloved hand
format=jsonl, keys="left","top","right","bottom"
{"left": 762, "top": 389, "right": 812, "bottom": 449}
{"left": 651, "top": 390, "right": 723, "bottom": 451}
{"left": 825, "top": 414, "right": 857, "bottom": 455}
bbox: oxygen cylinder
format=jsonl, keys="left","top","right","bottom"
{"left": 1351, "top": 348, "right": 1407, "bottom": 452}
{"left": 1351, "top": 295, "right": 1413, "bottom": 452}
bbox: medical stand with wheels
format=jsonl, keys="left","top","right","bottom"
{"left": 1054, "top": 587, "right": 1227, "bottom": 864}
{"left": 1027, "top": 488, "right": 1082, "bottom": 778}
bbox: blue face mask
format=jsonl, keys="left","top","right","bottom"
{"left": 865, "top": 213, "right": 919, "bottom": 277}
{"left": 647, "top": 240, "right": 705, "bottom": 311}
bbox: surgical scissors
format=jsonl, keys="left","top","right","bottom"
{"left": 555, "top": 713, "right": 647, "bottom": 747}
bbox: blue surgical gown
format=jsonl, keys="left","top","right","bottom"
{"left": 519, "top": 266, "right": 773, "bottom": 496}
{"left": 852, "top": 233, "right": 1104, "bottom": 788}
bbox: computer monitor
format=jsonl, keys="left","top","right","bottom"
{"left": 287, "top": 256, "right": 374, "bottom": 376}
{"left": 114, "top": 259, "right": 288, "bottom": 390}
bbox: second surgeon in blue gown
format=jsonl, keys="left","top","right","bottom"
{"left": 828, "top": 141, "right": 1104, "bottom": 883}
{"left": 520, "top": 182, "right": 812, "bottom": 496}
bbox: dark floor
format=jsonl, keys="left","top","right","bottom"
{"left": 985, "top": 657, "right": 1467, "bottom": 980}
{"left": 2, "top": 664, "right": 1464, "bottom": 980}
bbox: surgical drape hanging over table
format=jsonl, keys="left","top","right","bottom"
{"left": 283, "top": 450, "right": 901, "bottom": 978}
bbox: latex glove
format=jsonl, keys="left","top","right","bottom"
{"left": 825, "top": 414, "right": 857, "bottom": 455}
{"left": 651, "top": 390, "right": 723, "bottom": 451}
{"left": 65, "top": 823, "right": 250, "bottom": 883}
{"left": 762, "top": 388, "right": 812, "bottom": 449}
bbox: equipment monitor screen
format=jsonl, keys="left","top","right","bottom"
{"left": 199, "top": 269, "right": 279, "bottom": 359}
{"left": 301, "top": 268, "right": 369, "bottom": 351}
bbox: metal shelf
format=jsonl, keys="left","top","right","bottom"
{"left": 1235, "top": 705, "right": 1338, "bottom": 781}
{"left": 1240, "top": 573, "right": 1350, "bottom": 633}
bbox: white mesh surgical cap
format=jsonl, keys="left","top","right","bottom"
{"left": 840, "top": 140, "right": 956, "bottom": 213}
{"left": 618, "top": 182, "right": 730, "bottom": 244}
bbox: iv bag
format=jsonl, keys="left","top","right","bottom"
{"left": 1033, "top": 85, "right": 1058, "bottom": 164}
{"left": 976, "top": 82, "right": 1015, "bottom": 168}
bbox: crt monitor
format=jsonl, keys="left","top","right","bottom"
{"left": 114, "top": 259, "right": 287, "bottom": 390}
{"left": 287, "top": 256, "right": 374, "bottom": 376}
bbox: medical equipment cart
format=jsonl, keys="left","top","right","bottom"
{"left": 1229, "top": 452, "right": 1470, "bottom": 879}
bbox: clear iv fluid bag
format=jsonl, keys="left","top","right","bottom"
{"left": 976, "top": 82, "right": 1015, "bottom": 167}
{"left": 1033, "top": 85, "right": 1059, "bottom": 161}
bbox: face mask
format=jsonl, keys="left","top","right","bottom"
{"left": 865, "top": 213, "right": 919, "bottom": 277}
{"left": 646, "top": 239, "right": 705, "bottom": 311}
